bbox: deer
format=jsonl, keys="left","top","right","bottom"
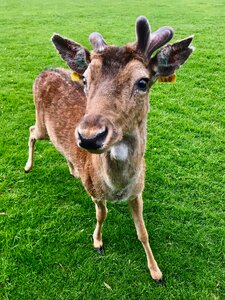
{"left": 24, "top": 16, "right": 194, "bottom": 283}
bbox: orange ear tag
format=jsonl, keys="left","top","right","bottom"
{"left": 158, "top": 73, "right": 176, "bottom": 83}
{"left": 71, "top": 71, "right": 81, "bottom": 81}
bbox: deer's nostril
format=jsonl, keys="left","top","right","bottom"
{"left": 77, "top": 127, "right": 108, "bottom": 150}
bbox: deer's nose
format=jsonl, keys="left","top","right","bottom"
{"left": 77, "top": 127, "right": 108, "bottom": 150}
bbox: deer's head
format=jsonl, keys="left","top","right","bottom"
{"left": 52, "top": 16, "right": 194, "bottom": 154}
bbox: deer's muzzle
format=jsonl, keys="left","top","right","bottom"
{"left": 75, "top": 114, "right": 121, "bottom": 153}
{"left": 77, "top": 127, "right": 108, "bottom": 151}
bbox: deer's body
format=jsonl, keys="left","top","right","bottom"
{"left": 32, "top": 65, "right": 146, "bottom": 202}
{"left": 25, "top": 17, "right": 193, "bottom": 283}
{"left": 32, "top": 69, "right": 86, "bottom": 175}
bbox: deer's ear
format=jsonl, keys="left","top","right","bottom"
{"left": 52, "top": 34, "right": 90, "bottom": 75}
{"left": 150, "top": 36, "right": 194, "bottom": 82}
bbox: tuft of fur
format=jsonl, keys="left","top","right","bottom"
{"left": 110, "top": 142, "right": 129, "bottom": 161}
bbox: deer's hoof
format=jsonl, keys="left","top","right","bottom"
{"left": 95, "top": 246, "right": 104, "bottom": 255}
{"left": 24, "top": 163, "right": 32, "bottom": 173}
{"left": 154, "top": 277, "right": 165, "bottom": 286}
{"left": 24, "top": 167, "right": 30, "bottom": 173}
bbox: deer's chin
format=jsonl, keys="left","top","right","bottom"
{"left": 80, "top": 141, "right": 116, "bottom": 155}
{"left": 84, "top": 148, "right": 106, "bottom": 154}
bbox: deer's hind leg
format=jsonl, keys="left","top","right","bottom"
{"left": 24, "top": 110, "right": 48, "bottom": 173}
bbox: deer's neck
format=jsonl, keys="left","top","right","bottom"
{"left": 93, "top": 123, "right": 146, "bottom": 201}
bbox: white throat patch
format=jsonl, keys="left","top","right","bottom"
{"left": 110, "top": 142, "right": 128, "bottom": 161}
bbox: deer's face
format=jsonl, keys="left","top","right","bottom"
{"left": 52, "top": 16, "right": 194, "bottom": 154}
{"left": 76, "top": 48, "right": 150, "bottom": 153}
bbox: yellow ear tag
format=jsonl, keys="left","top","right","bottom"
{"left": 71, "top": 71, "right": 81, "bottom": 81}
{"left": 158, "top": 73, "right": 176, "bottom": 83}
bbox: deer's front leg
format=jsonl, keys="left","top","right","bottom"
{"left": 92, "top": 199, "right": 107, "bottom": 255}
{"left": 66, "top": 160, "right": 79, "bottom": 178}
{"left": 129, "top": 196, "right": 163, "bottom": 283}
{"left": 24, "top": 126, "right": 36, "bottom": 173}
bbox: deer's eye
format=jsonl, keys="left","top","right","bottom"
{"left": 82, "top": 76, "right": 87, "bottom": 86}
{"left": 136, "top": 78, "right": 150, "bottom": 92}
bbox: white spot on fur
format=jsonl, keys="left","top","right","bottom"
{"left": 110, "top": 142, "right": 128, "bottom": 161}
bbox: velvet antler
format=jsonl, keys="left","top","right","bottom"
{"left": 89, "top": 32, "right": 107, "bottom": 52}
{"left": 135, "top": 16, "right": 174, "bottom": 60}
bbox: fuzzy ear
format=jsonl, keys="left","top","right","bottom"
{"left": 150, "top": 36, "right": 194, "bottom": 81}
{"left": 52, "top": 34, "right": 90, "bottom": 75}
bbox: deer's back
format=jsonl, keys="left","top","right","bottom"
{"left": 34, "top": 68, "right": 88, "bottom": 169}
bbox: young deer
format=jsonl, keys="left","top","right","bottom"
{"left": 25, "top": 16, "right": 193, "bottom": 283}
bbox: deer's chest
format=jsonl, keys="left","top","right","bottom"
{"left": 100, "top": 144, "right": 143, "bottom": 202}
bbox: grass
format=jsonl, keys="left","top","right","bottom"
{"left": 0, "top": 0, "right": 224, "bottom": 299}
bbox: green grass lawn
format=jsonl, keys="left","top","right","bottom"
{"left": 0, "top": 0, "right": 224, "bottom": 299}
